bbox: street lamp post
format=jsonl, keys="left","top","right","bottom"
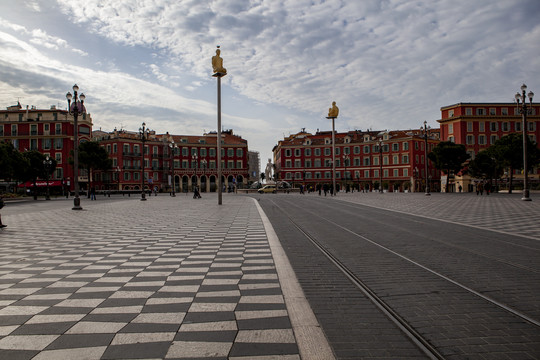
{"left": 115, "top": 166, "right": 120, "bottom": 192}
{"left": 66, "top": 84, "right": 85, "bottom": 210}
{"left": 139, "top": 122, "right": 149, "bottom": 201}
{"left": 201, "top": 159, "right": 207, "bottom": 192}
{"left": 378, "top": 139, "right": 383, "bottom": 193}
{"left": 343, "top": 154, "right": 349, "bottom": 191}
{"left": 326, "top": 101, "right": 339, "bottom": 196}
{"left": 423, "top": 121, "right": 431, "bottom": 196}
{"left": 43, "top": 155, "right": 52, "bottom": 200}
{"left": 169, "top": 141, "right": 177, "bottom": 197}
{"left": 515, "top": 84, "right": 534, "bottom": 201}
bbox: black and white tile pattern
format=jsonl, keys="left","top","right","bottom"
{"left": 0, "top": 196, "right": 301, "bottom": 360}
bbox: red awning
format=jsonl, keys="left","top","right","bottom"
{"left": 18, "top": 180, "right": 64, "bottom": 188}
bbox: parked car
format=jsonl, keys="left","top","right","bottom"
{"left": 257, "top": 185, "right": 276, "bottom": 194}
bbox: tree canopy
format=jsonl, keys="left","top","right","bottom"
{"left": 428, "top": 141, "right": 470, "bottom": 191}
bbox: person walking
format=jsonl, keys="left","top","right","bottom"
{"left": 90, "top": 187, "right": 96, "bottom": 200}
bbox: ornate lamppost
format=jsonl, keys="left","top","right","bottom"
{"left": 343, "top": 154, "right": 349, "bottom": 191}
{"left": 115, "top": 166, "right": 121, "bottom": 192}
{"left": 212, "top": 46, "right": 227, "bottom": 205}
{"left": 423, "top": 121, "right": 431, "bottom": 196}
{"left": 43, "top": 155, "right": 52, "bottom": 200}
{"left": 66, "top": 84, "right": 85, "bottom": 210}
{"left": 515, "top": 84, "right": 534, "bottom": 201}
{"left": 139, "top": 122, "right": 150, "bottom": 201}
{"left": 169, "top": 141, "right": 177, "bottom": 197}
{"left": 378, "top": 139, "right": 383, "bottom": 193}
{"left": 326, "top": 101, "right": 339, "bottom": 196}
{"left": 201, "top": 159, "right": 207, "bottom": 192}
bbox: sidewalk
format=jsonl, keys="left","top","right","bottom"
{"left": 0, "top": 195, "right": 333, "bottom": 360}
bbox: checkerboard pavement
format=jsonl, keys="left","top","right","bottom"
{"left": 0, "top": 196, "right": 313, "bottom": 360}
{"left": 335, "top": 191, "right": 540, "bottom": 239}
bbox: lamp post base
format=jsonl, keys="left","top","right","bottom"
{"left": 521, "top": 189, "right": 531, "bottom": 201}
{"left": 141, "top": 193, "right": 147, "bottom": 201}
{"left": 72, "top": 196, "right": 82, "bottom": 210}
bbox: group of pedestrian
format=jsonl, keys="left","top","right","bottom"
{"left": 193, "top": 186, "right": 202, "bottom": 199}
{"left": 475, "top": 181, "right": 492, "bottom": 195}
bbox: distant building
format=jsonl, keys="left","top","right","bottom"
{"left": 0, "top": 102, "right": 93, "bottom": 192}
{"left": 273, "top": 128, "right": 440, "bottom": 192}
{"left": 92, "top": 128, "right": 249, "bottom": 193}
{"left": 438, "top": 102, "right": 540, "bottom": 192}
{"left": 248, "top": 150, "right": 260, "bottom": 183}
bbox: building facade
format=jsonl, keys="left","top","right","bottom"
{"left": 438, "top": 102, "right": 540, "bottom": 192}
{"left": 273, "top": 129, "right": 440, "bottom": 192}
{"left": 0, "top": 102, "right": 93, "bottom": 191}
{"left": 92, "top": 129, "right": 249, "bottom": 193}
{"left": 247, "top": 150, "right": 260, "bottom": 183}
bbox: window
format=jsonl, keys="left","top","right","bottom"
{"left": 490, "top": 135, "right": 498, "bottom": 145}
{"left": 489, "top": 108, "right": 496, "bottom": 115}
{"left": 134, "top": 145, "right": 140, "bottom": 154}
{"left": 448, "top": 136, "right": 455, "bottom": 143}
{"left": 373, "top": 157, "right": 379, "bottom": 165}
{"left": 55, "top": 153, "right": 62, "bottom": 163}
{"left": 285, "top": 149, "right": 291, "bottom": 157}
{"left": 354, "top": 158, "right": 360, "bottom": 166}
{"left": 335, "top": 147, "right": 340, "bottom": 155}
{"left": 402, "top": 155, "right": 409, "bottom": 164}
{"left": 325, "top": 171, "right": 331, "bottom": 179}
{"left": 305, "top": 172, "right": 312, "bottom": 179}
{"left": 490, "top": 122, "right": 498, "bottom": 131}
{"left": 43, "top": 138, "right": 51, "bottom": 150}
{"left": 305, "top": 149, "right": 311, "bottom": 156}
{"left": 515, "top": 122, "right": 521, "bottom": 132}
{"left": 478, "top": 135, "right": 486, "bottom": 145}
{"left": 384, "top": 169, "right": 389, "bottom": 178}
{"left": 383, "top": 156, "right": 389, "bottom": 165}
{"left": 55, "top": 123, "right": 61, "bottom": 135}
{"left": 200, "top": 148, "right": 207, "bottom": 157}
{"left": 403, "top": 142, "right": 409, "bottom": 151}
{"left": 124, "top": 172, "right": 130, "bottom": 181}
{"left": 448, "top": 123, "right": 453, "bottom": 134}
{"left": 209, "top": 148, "right": 215, "bottom": 157}
{"left": 305, "top": 160, "right": 311, "bottom": 168}
{"left": 182, "top": 147, "right": 188, "bottom": 156}
{"left": 363, "top": 145, "right": 370, "bottom": 154}
{"left": 294, "top": 159, "right": 301, "bottom": 168}
{"left": 314, "top": 159, "right": 321, "bottom": 167}
{"left": 502, "top": 108, "right": 508, "bottom": 115}
{"left": 324, "top": 148, "right": 331, "bottom": 156}
{"left": 393, "top": 169, "right": 399, "bottom": 177}
{"left": 182, "top": 160, "right": 188, "bottom": 169}
{"left": 295, "top": 172, "right": 302, "bottom": 179}
{"left": 315, "top": 148, "right": 321, "bottom": 156}
{"left": 153, "top": 146, "right": 158, "bottom": 155}
{"left": 374, "top": 170, "right": 379, "bottom": 178}
{"left": 113, "top": 144, "right": 117, "bottom": 153}
{"left": 502, "top": 122, "right": 509, "bottom": 132}
{"left": 363, "top": 158, "right": 370, "bottom": 166}
{"left": 285, "top": 160, "right": 292, "bottom": 168}
{"left": 393, "top": 155, "right": 399, "bottom": 164}
{"left": 11, "top": 124, "right": 17, "bottom": 135}
{"left": 55, "top": 168, "right": 63, "bottom": 179}
{"left": 31, "top": 124, "right": 37, "bottom": 135}
{"left": 294, "top": 149, "right": 301, "bottom": 157}
{"left": 364, "top": 170, "right": 370, "bottom": 178}
{"left": 237, "top": 160, "right": 243, "bottom": 169}
{"left": 55, "top": 138, "right": 63, "bottom": 149}
{"left": 448, "top": 109, "right": 454, "bottom": 117}
{"left": 134, "top": 172, "right": 140, "bottom": 181}
{"left": 0, "top": 126, "right": 3, "bottom": 136}
{"left": 466, "top": 108, "right": 472, "bottom": 115}
{"left": 315, "top": 172, "right": 321, "bottom": 179}
{"left": 476, "top": 108, "right": 485, "bottom": 115}
{"left": 467, "top": 122, "right": 473, "bottom": 132}
{"left": 392, "top": 143, "right": 399, "bottom": 151}
{"left": 324, "top": 159, "right": 332, "bottom": 167}
{"left": 403, "top": 168, "right": 408, "bottom": 177}
{"left": 353, "top": 146, "right": 360, "bottom": 154}
{"left": 528, "top": 122, "right": 536, "bottom": 131}
{"left": 344, "top": 147, "right": 350, "bottom": 155}
{"left": 479, "top": 122, "right": 485, "bottom": 132}
{"left": 466, "top": 135, "right": 475, "bottom": 145}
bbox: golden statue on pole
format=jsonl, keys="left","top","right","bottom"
{"left": 212, "top": 46, "right": 227, "bottom": 75}
{"left": 328, "top": 101, "right": 339, "bottom": 118}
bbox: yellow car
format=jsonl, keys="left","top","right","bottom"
{"left": 258, "top": 185, "right": 276, "bottom": 194}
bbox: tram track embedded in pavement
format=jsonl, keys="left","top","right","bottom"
{"left": 266, "top": 197, "right": 540, "bottom": 358}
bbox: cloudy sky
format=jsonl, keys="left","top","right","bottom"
{"left": 0, "top": 0, "right": 539, "bottom": 162}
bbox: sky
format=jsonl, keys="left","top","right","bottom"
{"left": 0, "top": 0, "right": 539, "bottom": 163}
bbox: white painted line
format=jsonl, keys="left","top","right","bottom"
{"left": 253, "top": 199, "right": 336, "bottom": 360}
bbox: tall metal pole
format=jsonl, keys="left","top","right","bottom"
{"left": 66, "top": 85, "right": 84, "bottom": 210}
{"left": 379, "top": 140, "right": 383, "bottom": 193}
{"left": 217, "top": 75, "right": 223, "bottom": 205}
{"left": 331, "top": 117, "right": 336, "bottom": 196}
{"left": 424, "top": 121, "right": 431, "bottom": 196}
{"left": 515, "top": 84, "right": 534, "bottom": 201}
{"left": 140, "top": 123, "right": 147, "bottom": 201}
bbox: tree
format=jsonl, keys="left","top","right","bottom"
{"left": 0, "top": 141, "right": 28, "bottom": 184}
{"left": 78, "top": 141, "right": 113, "bottom": 195}
{"left": 428, "top": 141, "right": 470, "bottom": 192}
{"left": 467, "top": 149, "right": 503, "bottom": 182}
{"left": 489, "top": 133, "right": 540, "bottom": 193}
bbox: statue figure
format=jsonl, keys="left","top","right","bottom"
{"left": 212, "top": 48, "right": 227, "bottom": 75}
{"left": 265, "top": 159, "right": 273, "bottom": 182}
{"left": 328, "top": 101, "right": 339, "bottom": 118}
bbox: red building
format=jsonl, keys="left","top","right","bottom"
{"left": 0, "top": 102, "right": 93, "bottom": 192}
{"left": 273, "top": 128, "right": 440, "bottom": 192}
{"left": 438, "top": 102, "right": 540, "bottom": 192}
{"left": 92, "top": 129, "right": 249, "bottom": 193}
